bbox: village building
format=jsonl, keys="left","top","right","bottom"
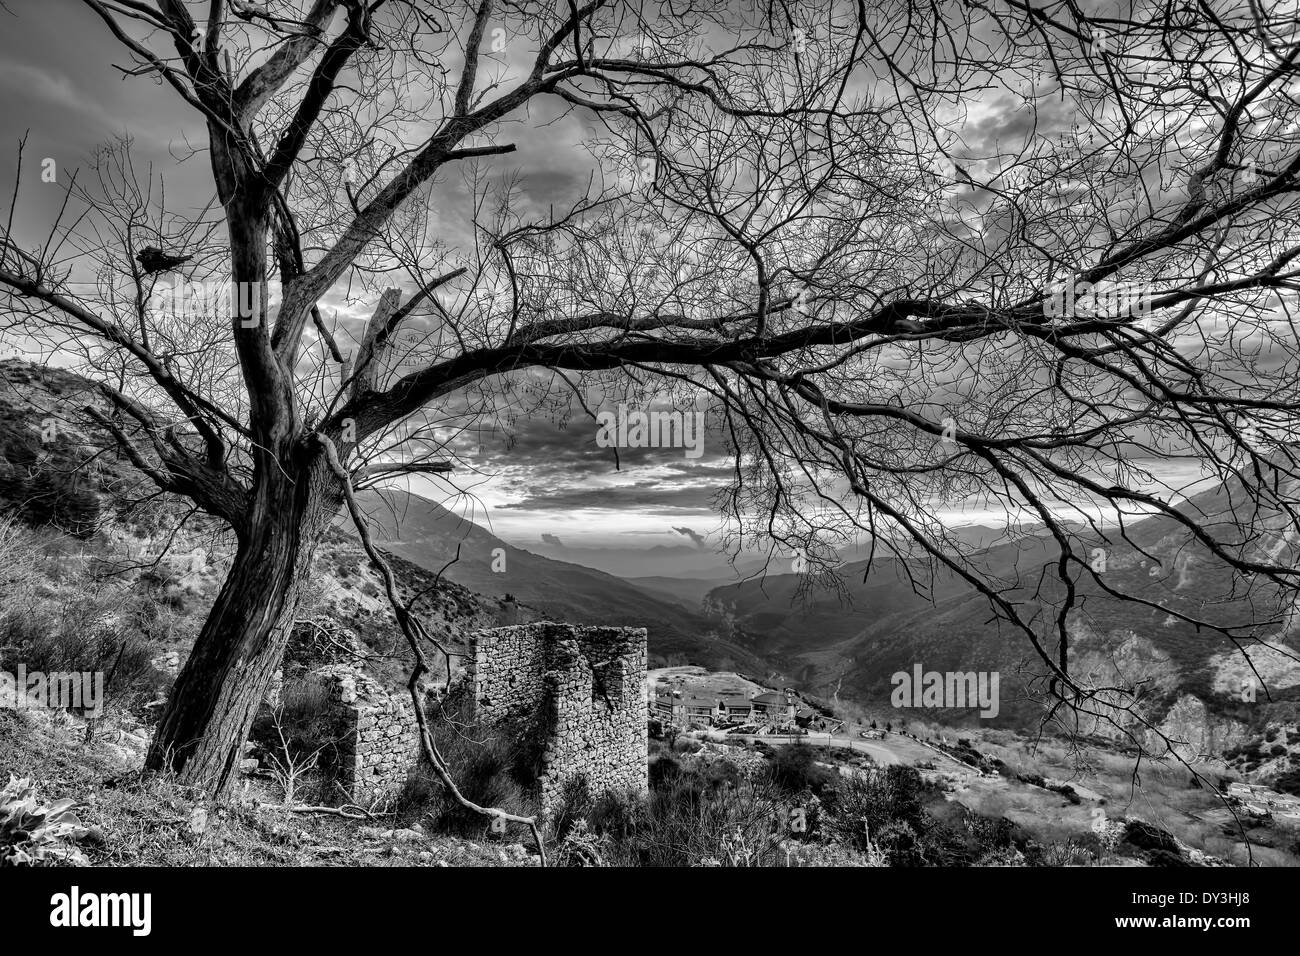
{"left": 651, "top": 684, "right": 803, "bottom": 729}
{"left": 749, "top": 689, "right": 797, "bottom": 724}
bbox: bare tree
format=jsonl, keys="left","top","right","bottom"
{"left": 2, "top": 0, "right": 1300, "bottom": 796}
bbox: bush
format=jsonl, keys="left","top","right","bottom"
{"left": 1034, "top": 839, "right": 1097, "bottom": 866}
{"left": 0, "top": 437, "right": 101, "bottom": 538}
{"left": 822, "top": 765, "right": 928, "bottom": 865}
{"left": 249, "top": 674, "right": 338, "bottom": 799}
{"left": 0, "top": 597, "right": 168, "bottom": 713}
{"left": 398, "top": 696, "right": 537, "bottom": 837}
{"left": 586, "top": 789, "right": 645, "bottom": 842}
{"left": 50, "top": 480, "right": 100, "bottom": 538}
{"left": 649, "top": 753, "right": 682, "bottom": 790}
{"left": 548, "top": 775, "right": 595, "bottom": 841}
{"left": 1049, "top": 783, "right": 1082, "bottom": 805}
{"left": 766, "top": 743, "right": 832, "bottom": 795}
{"left": 550, "top": 818, "right": 607, "bottom": 867}
{"left": 1122, "top": 819, "right": 1181, "bottom": 854}
{"left": 608, "top": 771, "right": 789, "bottom": 867}
{"left": 544, "top": 748, "right": 834, "bottom": 867}
{"left": 549, "top": 780, "right": 648, "bottom": 851}
{"left": 1273, "top": 768, "right": 1300, "bottom": 796}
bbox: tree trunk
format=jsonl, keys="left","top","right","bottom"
{"left": 144, "top": 447, "right": 344, "bottom": 796}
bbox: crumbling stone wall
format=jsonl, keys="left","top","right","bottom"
{"left": 255, "top": 622, "right": 647, "bottom": 813}
{"left": 313, "top": 664, "right": 418, "bottom": 805}
{"left": 468, "top": 623, "right": 648, "bottom": 812}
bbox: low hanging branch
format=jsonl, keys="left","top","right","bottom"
{"left": 313, "top": 433, "right": 547, "bottom": 865}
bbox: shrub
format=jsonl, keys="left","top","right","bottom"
{"left": 249, "top": 674, "right": 339, "bottom": 802}
{"left": 547, "top": 750, "right": 813, "bottom": 867}
{"left": 872, "top": 820, "right": 924, "bottom": 866}
{"left": 0, "top": 599, "right": 168, "bottom": 713}
{"left": 649, "top": 753, "right": 682, "bottom": 789}
{"left": 0, "top": 515, "right": 40, "bottom": 599}
{"left": 51, "top": 480, "right": 101, "bottom": 539}
{"left": 0, "top": 777, "right": 91, "bottom": 866}
{"left": 551, "top": 818, "right": 606, "bottom": 867}
{"left": 613, "top": 773, "right": 788, "bottom": 866}
{"left": 1273, "top": 768, "right": 1300, "bottom": 796}
{"left": 549, "top": 780, "right": 649, "bottom": 850}
{"left": 1034, "top": 839, "right": 1097, "bottom": 866}
{"left": 1123, "top": 819, "right": 1181, "bottom": 854}
{"left": 1049, "top": 783, "right": 1082, "bottom": 805}
{"left": 586, "top": 789, "right": 645, "bottom": 842}
{"left": 766, "top": 743, "right": 832, "bottom": 795}
{"left": 398, "top": 696, "right": 537, "bottom": 837}
{"left": 978, "top": 845, "right": 1027, "bottom": 866}
{"left": 822, "top": 765, "right": 928, "bottom": 864}
{"left": 3, "top": 451, "right": 101, "bottom": 538}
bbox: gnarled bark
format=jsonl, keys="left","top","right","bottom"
{"left": 145, "top": 448, "right": 343, "bottom": 795}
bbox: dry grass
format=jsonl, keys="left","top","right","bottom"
{"left": 964, "top": 729, "right": 1300, "bottom": 864}
{"left": 0, "top": 708, "right": 535, "bottom": 867}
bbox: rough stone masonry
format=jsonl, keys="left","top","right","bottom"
{"left": 312, "top": 664, "right": 418, "bottom": 806}
{"left": 290, "top": 623, "right": 648, "bottom": 813}
{"left": 467, "top": 623, "right": 649, "bottom": 813}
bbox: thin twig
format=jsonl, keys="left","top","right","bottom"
{"left": 314, "top": 433, "right": 547, "bottom": 865}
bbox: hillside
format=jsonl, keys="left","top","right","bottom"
{"left": 354, "top": 488, "right": 769, "bottom": 673}
{"left": 701, "top": 472, "right": 1300, "bottom": 744}
{"left": 0, "top": 358, "right": 765, "bottom": 676}
{"left": 0, "top": 359, "right": 512, "bottom": 690}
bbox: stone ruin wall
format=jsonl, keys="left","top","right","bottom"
{"left": 262, "top": 622, "right": 648, "bottom": 813}
{"left": 312, "top": 664, "right": 419, "bottom": 806}
{"left": 467, "top": 623, "right": 550, "bottom": 724}
{"left": 468, "top": 623, "right": 649, "bottom": 812}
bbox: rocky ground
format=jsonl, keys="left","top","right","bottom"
{"left": 0, "top": 705, "right": 540, "bottom": 867}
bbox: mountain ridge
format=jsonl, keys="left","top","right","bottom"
{"left": 353, "top": 487, "right": 771, "bottom": 673}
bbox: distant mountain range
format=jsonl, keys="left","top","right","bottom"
{"left": 353, "top": 489, "right": 770, "bottom": 674}
{"left": 694, "top": 474, "right": 1300, "bottom": 733}
{"left": 357, "top": 474, "right": 1300, "bottom": 738}
{"left": 524, "top": 540, "right": 757, "bottom": 579}
{"left": 622, "top": 562, "right": 772, "bottom": 610}
{"left": 619, "top": 525, "right": 1054, "bottom": 611}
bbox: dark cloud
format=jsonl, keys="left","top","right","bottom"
{"left": 673, "top": 526, "right": 706, "bottom": 548}
{"left": 518, "top": 169, "right": 589, "bottom": 209}
{"left": 428, "top": 391, "right": 737, "bottom": 518}
{"left": 540, "top": 532, "right": 564, "bottom": 547}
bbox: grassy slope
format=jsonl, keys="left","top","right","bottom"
{"left": 0, "top": 710, "right": 537, "bottom": 866}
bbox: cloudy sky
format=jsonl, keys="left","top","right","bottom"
{"left": 0, "top": 1, "right": 759, "bottom": 572}
{"left": 0, "top": 2, "right": 1262, "bottom": 577}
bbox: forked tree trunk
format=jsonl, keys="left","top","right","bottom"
{"left": 144, "top": 448, "right": 345, "bottom": 796}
